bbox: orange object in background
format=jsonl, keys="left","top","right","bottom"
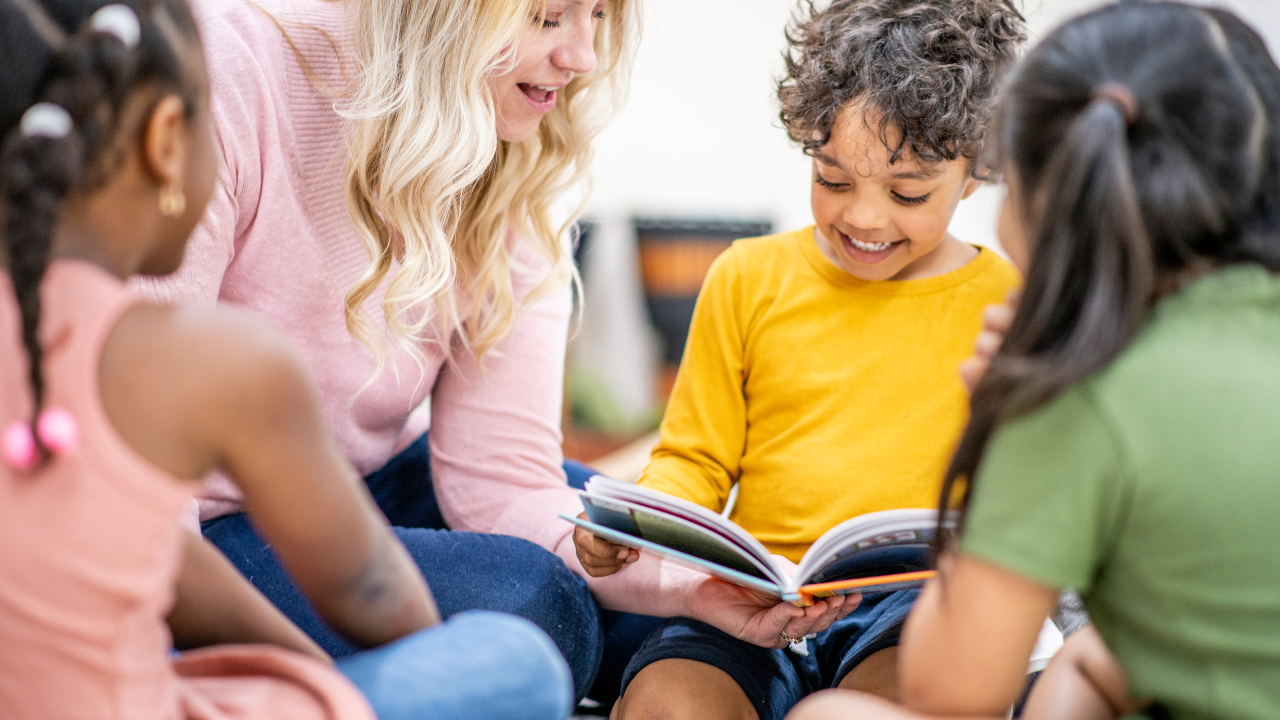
{"left": 635, "top": 219, "right": 770, "bottom": 366}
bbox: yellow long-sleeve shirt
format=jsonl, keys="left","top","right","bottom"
{"left": 637, "top": 227, "right": 1021, "bottom": 562}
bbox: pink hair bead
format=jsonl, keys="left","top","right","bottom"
{"left": 36, "top": 407, "right": 79, "bottom": 455}
{"left": 2, "top": 420, "right": 37, "bottom": 472}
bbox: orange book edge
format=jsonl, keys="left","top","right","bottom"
{"left": 794, "top": 570, "right": 937, "bottom": 606}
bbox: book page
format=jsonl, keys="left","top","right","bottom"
{"left": 585, "top": 476, "right": 780, "bottom": 575}
{"left": 795, "top": 509, "right": 953, "bottom": 585}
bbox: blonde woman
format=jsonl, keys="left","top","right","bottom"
{"left": 139, "top": 0, "right": 827, "bottom": 707}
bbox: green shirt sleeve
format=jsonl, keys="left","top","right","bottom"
{"left": 961, "top": 386, "right": 1132, "bottom": 592}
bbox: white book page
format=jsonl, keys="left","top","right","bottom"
{"left": 795, "top": 509, "right": 945, "bottom": 583}
{"left": 586, "top": 475, "right": 782, "bottom": 577}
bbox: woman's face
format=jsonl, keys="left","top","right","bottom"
{"left": 493, "top": 0, "right": 606, "bottom": 143}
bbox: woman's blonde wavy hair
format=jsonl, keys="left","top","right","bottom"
{"left": 339, "top": 0, "right": 639, "bottom": 375}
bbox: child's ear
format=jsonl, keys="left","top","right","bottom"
{"left": 139, "top": 95, "right": 189, "bottom": 192}
{"left": 962, "top": 163, "right": 993, "bottom": 200}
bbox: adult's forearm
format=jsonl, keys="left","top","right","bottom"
{"left": 554, "top": 534, "right": 701, "bottom": 618}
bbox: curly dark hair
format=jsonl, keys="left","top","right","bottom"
{"left": 778, "top": 0, "right": 1026, "bottom": 171}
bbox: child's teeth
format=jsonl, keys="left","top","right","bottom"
{"left": 850, "top": 237, "right": 891, "bottom": 252}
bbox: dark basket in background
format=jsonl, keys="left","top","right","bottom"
{"left": 635, "top": 218, "right": 772, "bottom": 367}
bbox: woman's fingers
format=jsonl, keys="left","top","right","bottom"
{"left": 783, "top": 598, "right": 836, "bottom": 639}
{"left": 836, "top": 592, "right": 861, "bottom": 619}
{"left": 781, "top": 593, "right": 861, "bottom": 641}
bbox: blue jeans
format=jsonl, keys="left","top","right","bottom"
{"left": 202, "top": 434, "right": 603, "bottom": 701}
{"left": 337, "top": 610, "right": 573, "bottom": 720}
{"left": 563, "top": 461, "right": 667, "bottom": 707}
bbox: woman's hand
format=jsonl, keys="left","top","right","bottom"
{"left": 687, "top": 576, "right": 859, "bottom": 649}
{"left": 959, "top": 290, "right": 1020, "bottom": 392}
{"left": 572, "top": 512, "right": 640, "bottom": 577}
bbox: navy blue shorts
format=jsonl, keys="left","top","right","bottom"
{"left": 620, "top": 589, "right": 919, "bottom": 720}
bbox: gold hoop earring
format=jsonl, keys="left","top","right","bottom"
{"left": 159, "top": 185, "right": 186, "bottom": 217}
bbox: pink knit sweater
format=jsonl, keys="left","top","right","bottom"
{"left": 135, "top": 0, "right": 695, "bottom": 616}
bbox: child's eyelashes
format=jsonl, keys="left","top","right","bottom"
{"left": 815, "top": 174, "right": 931, "bottom": 206}
{"left": 892, "top": 191, "right": 932, "bottom": 206}
{"left": 815, "top": 175, "right": 848, "bottom": 191}
{"left": 594, "top": 10, "right": 607, "bottom": 20}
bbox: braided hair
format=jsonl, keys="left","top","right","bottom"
{"left": 0, "top": 0, "right": 200, "bottom": 456}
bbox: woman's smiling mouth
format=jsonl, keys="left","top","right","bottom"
{"left": 518, "top": 83, "right": 559, "bottom": 110}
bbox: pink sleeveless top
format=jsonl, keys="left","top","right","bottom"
{"left": 0, "top": 260, "right": 373, "bottom": 720}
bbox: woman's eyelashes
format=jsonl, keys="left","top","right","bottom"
{"left": 541, "top": 6, "right": 607, "bottom": 28}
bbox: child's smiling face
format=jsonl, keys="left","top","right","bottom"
{"left": 811, "top": 103, "right": 982, "bottom": 282}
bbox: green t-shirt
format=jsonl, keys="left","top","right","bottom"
{"left": 962, "top": 266, "right": 1280, "bottom": 720}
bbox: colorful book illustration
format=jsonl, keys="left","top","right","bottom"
{"left": 563, "top": 476, "right": 953, "bottom": 606}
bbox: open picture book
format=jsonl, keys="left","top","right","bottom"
{"left": 562, "top": 475, "right": 954, "bottom": 606}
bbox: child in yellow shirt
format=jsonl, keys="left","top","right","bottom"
{"left": 575, "top": 1, "right": 1025, "bottom": 718}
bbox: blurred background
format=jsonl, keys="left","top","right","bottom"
{"left": 564, "top": 0, "right": 1280, "bottom": 469}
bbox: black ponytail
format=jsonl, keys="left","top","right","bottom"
{"left": 938, "top": 1, "right": 1280, "bottom": 545}
{"left": 0, "top": 0, "right": 200, "bottom": 455}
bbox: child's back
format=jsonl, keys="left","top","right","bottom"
{"left": 0, "top": 262, "right": 369, "bottom": 719}
{"left": 964, "top": 264, "right": 1280, "bottom": 712}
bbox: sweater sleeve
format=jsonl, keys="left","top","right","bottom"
{"left": 427, "top": 250, "right": 582, "bottom": 553}
{"left": 428, "top": 246, "right": 711, "bottom": 617}
{"left": 635, "top": 247, "right": 746, "bottom": 511}
{"left": 130, "top": 6, "right": 267, "bottom": 305}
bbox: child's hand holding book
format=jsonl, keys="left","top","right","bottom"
{"left": 573, "top": 511, "right": 639, "bottom": 577}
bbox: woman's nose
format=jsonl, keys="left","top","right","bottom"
{"left": 551, "top": 14, "right": 598, "bottom": 75}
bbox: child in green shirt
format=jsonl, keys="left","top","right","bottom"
{"left": 790, "top": 3, "right": 1280, "bottom": 719}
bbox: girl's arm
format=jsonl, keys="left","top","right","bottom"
{"left": 167, "top": 530, "right": 329, "bottom": 662}
{"left": 788, "top": 565, "right": 1133, "bottom": 720}
{"left": 896, "top": 552, "right": 1057, "bottom": 713}
{"left": 786, "top": 552, "right": 1055, "bottom": 720}
{"left": 102, "top": 303, "right": 439, "bottom": 649}
{"left": 1019, "top": 626, "right": 1137, "bottom": 720}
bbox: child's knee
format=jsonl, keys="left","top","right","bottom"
{"left": 837, "top": 646, "right": 900, "bottom": 700}
{"left": 617, "top": 659, "right": 757, "bottom": 720}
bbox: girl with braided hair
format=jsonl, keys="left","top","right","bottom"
{"left": 789, "top": 3, "right": 1280, "bottom": 719}
{"left": 0, "top": 1, "right": 573, "bottom": 718}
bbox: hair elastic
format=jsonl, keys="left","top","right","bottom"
{"left": 1092, "top": 83, "right": 1141, "bottom": 127}
{"left": 2, "top": 408, "right": 80, "bottom": 473}
{"left": 19, "top": 102, "right": 73, "bottom": 139}
{"left": 90, "top": 4, "right": 141, "bottom": 48}
{"left": 2, "top": 421, "right": 37, "bottom": 472}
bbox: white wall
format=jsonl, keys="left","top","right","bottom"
{"left": 587, "top": 0, "right": 1280, "bottom": 250}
